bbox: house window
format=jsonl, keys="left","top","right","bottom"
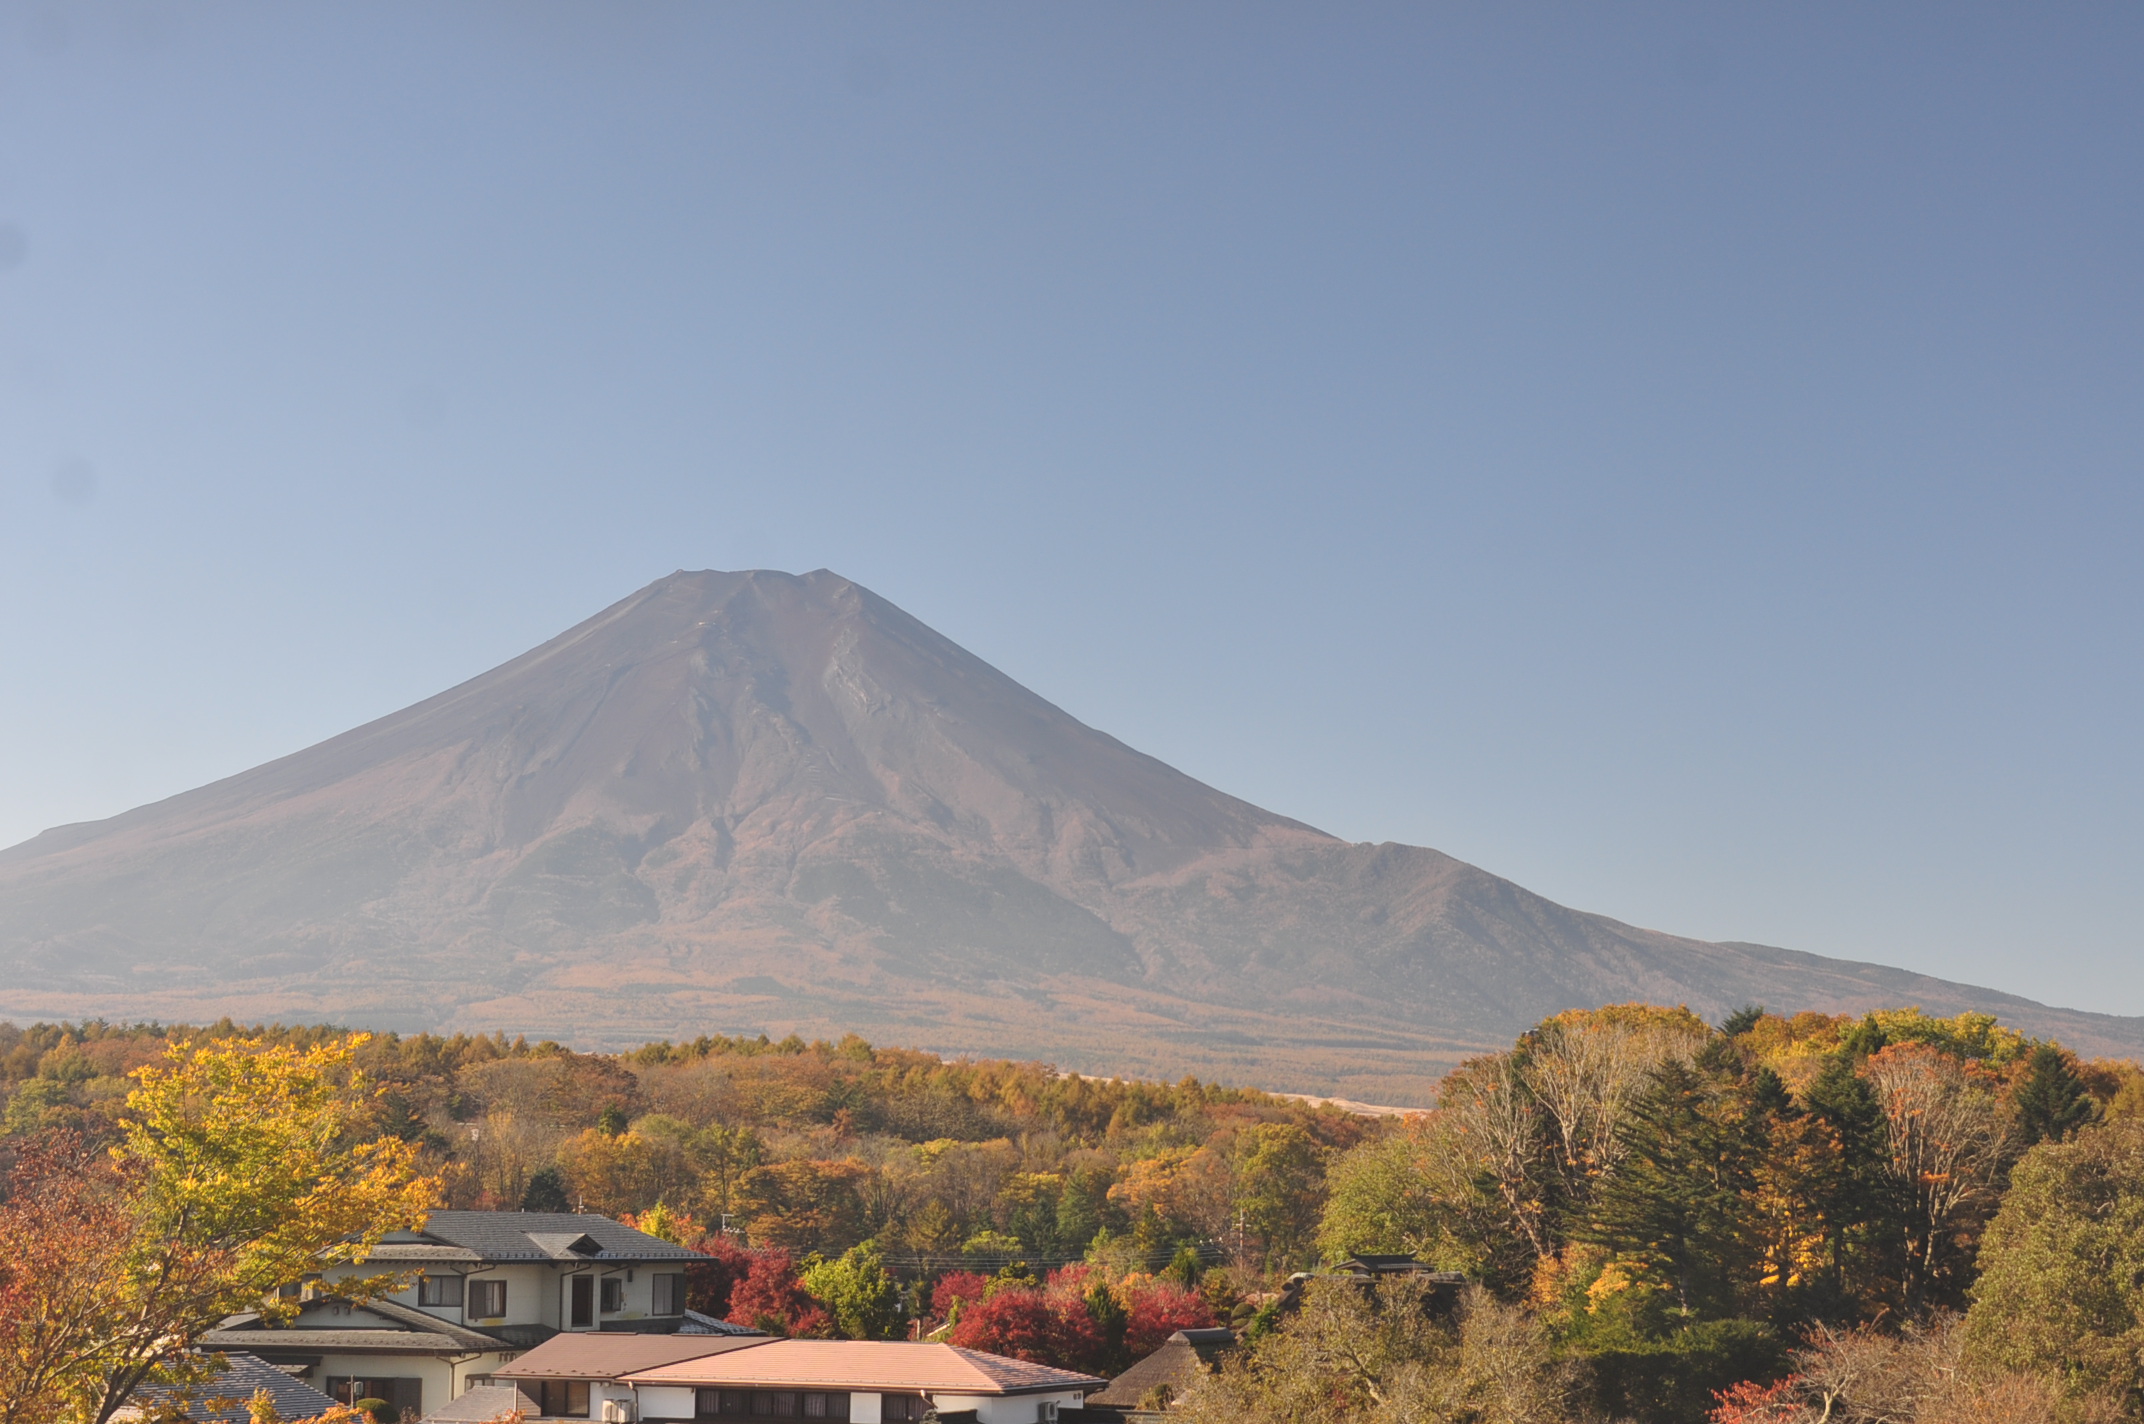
{"left": 881, "top": 1396, "right": 928, "bottom": 1423}
{"left": 417, "top": 1275, "right": 463, "bottom": 1307}
{"left": 600, "top": 1277, "right": 625, "bottom": 1313}
{"left": 537, "top": 1380, "right": 592, "bottom": 1417}
{"left": 467, "top": 1279, "right": 507, "bottom": 1319}
{"left": 327, "top": 1377, "right": 423, "bottom": 1415}
{"left": 800, "top": 1394, "right": 849, "bottom": 1420}
{"left": 653, "top": 1272, "right": 685, "bottom": 1315}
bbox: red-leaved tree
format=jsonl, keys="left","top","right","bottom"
{"left": 931, "top": 1271, "right": 990, "bottom": 1318}
{"left": 947, "top": 1287, "right": 1103, "bottom": 1372}
{"left": 0, "top": 1134, "right": 142, "bottom": 1424}
{"left": 1120, "top": 1280, "right": 1217, "bottom": 1358}
{"left": 685, "top": 1234, "right": 758, "bottom": 1319}
{"left": 725, "top": 1247, "right": 830, "bottom": 1337}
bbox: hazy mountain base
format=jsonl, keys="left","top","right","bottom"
{"left": 5, "top": 569, "right": 2140, "bottom": 1105}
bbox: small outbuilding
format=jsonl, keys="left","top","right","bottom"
{"left": 1086, "top": 1329, "right": 1235, "bottom": 1416}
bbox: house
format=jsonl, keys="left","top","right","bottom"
{"left": 1084, "top": 1328, "right": 1235, "bottom": 1416}
{"left": 201, "top": 1211, "right": 710, "bottom": 1419}
{"left": 118, "top": 1351, "right": 338, "bottom": 1423}
{"left": 620, "top": 1340, "right": 1107, "bottom": 1424}
{"left": 1276, "top": 1255, "right": 1467, "bottom": 1316}
{"left": 1332, "top": 1253, "right": 1466, "bottom": 1280}
{"left": 494, "top": 1331, "right": 775, "bottom": 1420}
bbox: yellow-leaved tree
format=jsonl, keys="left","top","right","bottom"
{"left": 0, "top": 1033, "right": 438, "bottom": 1424}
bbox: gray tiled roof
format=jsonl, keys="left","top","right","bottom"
{"left": 420, "top": 1383, "right": 541, "bottom": 1422}
{"left": 370, "top": 1211, "right": 708, "bottom": 1264}
{"left": 200, "top": 1295, "right": 507, "bottom": 1356}
{"left": 679, "top": 1310, "right": 767, "bottom": 1336}
{"left": 129, "top": 1352, "right": 338, "bottom": 1423}
{"left": 197, "top": 1327, "right": 489, "bottom": 1356}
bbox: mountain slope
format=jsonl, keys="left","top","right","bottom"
{"left": 1, "top": 569, "right": 2135, "bottom": 1102}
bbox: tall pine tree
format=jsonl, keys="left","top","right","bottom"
{"left": 1584, "top": 1057, "right": 1761, "bottom": 1322}
{"left": 2011, "top": 1043, "right": 2097, "bottom": 1148}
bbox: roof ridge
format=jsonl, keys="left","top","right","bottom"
{"left": 317, "top": 1294, "right": 504, "bottom": 1349}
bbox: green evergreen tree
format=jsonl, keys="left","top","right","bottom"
{"left": 1583, "top": 1059, "right": 1759, "bottom": 1322}
{"left": 1085, "top": 1278, "right": 1131, "bottom": 1374}
{"left": 1718, "top": 1005, "right": 1767, "bottom": 1038}
{"left": 1054, "top": 1164, "right": 1117, "bottom": 1251}
{"left": 521, "top": 1165, "right": 571, "bottom": 1213}
{"left": 1797, "top": 1053, "right": 1903, "bottom": 1317}
{"left": 2012, "top": 1043, "right": 2097, "bottom": 1148}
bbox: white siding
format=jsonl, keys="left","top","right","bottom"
{"left": 636, "top": 1385, "right": 697, "bottom": 1421}
{"left": 305, "top": 1353, "right": 456, "bottom": 1413}
{"left": 847, "top": 1394, "right": 883, "bottom": 1423}
{"left": 935, "top": 1392, "right": 1084, "bottom": 1424}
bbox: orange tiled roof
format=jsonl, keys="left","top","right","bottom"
{"left": 622, "top": 1340, "right": 1106, "bottom": 1395}
{"left": 498, "top": 1332, "right": 771, "bottom": 1379}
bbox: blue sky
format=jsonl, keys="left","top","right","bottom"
{"left": 2, "top": 5, "right": 2140, "bottom": 1013}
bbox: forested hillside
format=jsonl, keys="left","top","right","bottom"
{"left": 6, "top": 1005, "right": 2143, "bottom": 1422}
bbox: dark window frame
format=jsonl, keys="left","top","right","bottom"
{"left": 467, "top": 1278, "right": 507, "bottom": 1319}
{"left": 695, "top": 1389, "right": 850, "bottom": 1420}
{"left": 326, "top": 1376, "right": 423, "bottom": 1414}
{"left": 653, "top": 1271, "right": 685, "bottom": 1315}
{"left": 537, "top": 1379, "right": 592, "bottom": 1417}
{"left": 417, "top": 1274, "right": 463, "bottom": 1308}
{"left": 570, "top": 1274, "right": 596, "bottom": 1328}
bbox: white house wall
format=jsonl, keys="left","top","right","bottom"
{"left": 931, "top": 1391, "right": 1086, "bottom": 1424}
{"left": 324, "top": 1259, "right": 689, "bottom": 1332}
{"left": 303, "top": 1354, "right": 451, "bottom": 1412}
{"left": 636, "top": 1385, "right": 696, "bottom": 1420}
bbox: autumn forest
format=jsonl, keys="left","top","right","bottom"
{"left": 4, "top": 1003, "right": 2144, "bottom": 1423}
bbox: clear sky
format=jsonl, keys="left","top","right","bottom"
{"left": 2, "top": 5, "right": 2140, "bottom": 1014}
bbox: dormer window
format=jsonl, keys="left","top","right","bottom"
{"left": 528, "top": 1231, "right": 605, "bottom": 1259}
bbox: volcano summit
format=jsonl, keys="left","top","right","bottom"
{"left": 1, "top": 569, "right": 2135, "bottom": 1101}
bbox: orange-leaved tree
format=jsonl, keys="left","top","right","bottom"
{"left": 0, "top": 1034, "right": 438, "bottom": 1424}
